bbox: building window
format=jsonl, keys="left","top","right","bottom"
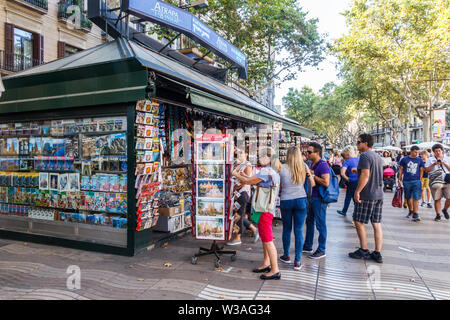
{"left": 65, "top": 44, "right": 81, "bottom": 57}
{"left": 14, "top": 28, "right": 34, "bottom": 71}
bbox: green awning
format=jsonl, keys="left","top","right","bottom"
{"left": 189, "top": 90, "right": 313, "bottom": 136}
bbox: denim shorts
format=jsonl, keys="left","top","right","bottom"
{"left": 403, "top": 180, "right": 422, "bottom": 200}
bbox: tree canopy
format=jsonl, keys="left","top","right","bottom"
{"left": 334, "top": 0, "right": 449, "bottom": 142}
{"left": 145, "top": 0, "right": 327, "bottom": 96}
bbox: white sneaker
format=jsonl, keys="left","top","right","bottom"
{"left": 252, "top": 233, "right": 260, "bottom": 243}
{"left": 226, "top": 239, "right": 242, "bottom": 246}
{"left": 294, "top": 262, "right": 303, "bottom": 271}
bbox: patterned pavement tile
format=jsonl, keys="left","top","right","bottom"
{"left": 0, "top": 192, "right": 448, "bottom": 300}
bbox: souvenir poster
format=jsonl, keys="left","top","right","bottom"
{"left": 196, "top": 141, "right": 225, "bottom": 163}
{"left": 18, "top": 138, "right": 29, "bottom": 155}
{"left": 114, "top": 120, "right": 124, "bottom": 131}
{"left": 81, "top": 175, "right": 90, "bottom": 191}
{"left": 6, "top": 138, "right": 18, "bottom": 156}
{"left": 94, "top": 192, "right": 105, "bottom": 211}
{"left": 29, "top": 137, "right": 42, "bottom": 155}
{"left": 109, "top": 175, "right": 120, "bottom": 192}
{"left": 95, "top": 135, "right": 109, "bottom": 155}
{"left": 197, "top": 180, "right": 224, "bottom": 199}
{"left": 197, "top": 164, "right": 224, "bottom": 180}
{"left": 106, "top": 193, "right": 117, "bottom": 212}
{"left": 51, "top": 139, "right": 66, "bottom": 157}
{"left": 98, "top": 174, "right": 110, "bottom": 192}
{"left": 197, "top": 199, "right": 224, "bottom": 217}
{"left": 59, "top": 174, "right": 69, "bottom": 192}
{"left": 117, "top": 194, "right": 127, "bottom": 214}
{"left": 90, "top": 175, "right": 98, "bottom": 191}
{"left": 82, "top": 136, "right": 96, "bottom": 158}
{"left": 196, "top": 217, "right": 224, "bottom": 240}
{"left": 109, "top": 132, "right": 126, "bottom": 155}
{"left": 68, "top": 173, "right": 80, "bottom": 192}
{"left": 119, "top": 176, "right": 127, "bottom": 193}
{"left": 49, "top": 173, "right": 59, "bottom": 191}
{"left": 65, "top": 137, "right": 79, "bottom": 158}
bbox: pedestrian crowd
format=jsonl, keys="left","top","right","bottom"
{"left": 227, "top": 133, "right": 445, "bottom": 280}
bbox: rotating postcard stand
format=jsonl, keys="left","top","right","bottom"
{"left": 190, "top": 133, "right": 236, "bottom": 268}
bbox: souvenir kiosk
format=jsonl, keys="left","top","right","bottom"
{"left": 0, "top": 3, "right": 312, "bottom": 256}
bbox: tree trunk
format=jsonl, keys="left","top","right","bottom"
{"left": 422, "top": 116, "right": 431, "bottom": 142}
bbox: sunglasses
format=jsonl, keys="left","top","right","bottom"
{"left": 307, "top": 150, "right": 314, "bottom": 154}
{"left": 356, "top": 141, "right": 362, "bottom": 144}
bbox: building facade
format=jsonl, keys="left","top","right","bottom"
{"left": 371, "top": 117, "right": 424, "bottom": 147}
{"left": 0, "top": 0, "right": 104, "bottom": 76}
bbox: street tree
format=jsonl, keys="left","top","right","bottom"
{"left": 284, "top": 82, "right": 361, "bottom": 149}
{"left": 334, "top": 0, "right": 449, "bottom": 142}
{"left": 147, "top": 0, "right": 327, "bottom": 97}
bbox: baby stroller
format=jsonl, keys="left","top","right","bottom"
{"left": 383, "top": 167, "right": 396, "bottom": 192}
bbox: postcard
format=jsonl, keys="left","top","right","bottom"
{"left": 197, "top": 142, "right": 225, "bottom": 162}
{"left": 119, "top": 176, "right": 127, "bottom": 193}
{"left": 197, "top": 180, "right": 224, "bottom": 199}
{"left": 197, "top": 199, "right": 224, "bottom": 217}
{"left": 49, "top": 173, "right": 59, "bottom": 191}
{"left": 59, "top": 174, "right": 69, "bottom": 192}
{"left": 196, "top": 217, "right": 225, "bottom": 240}
{"left": 197, "top": 164, "right": 225, "bottom": 180}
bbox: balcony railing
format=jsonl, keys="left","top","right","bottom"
{"left": 57, "top": 1, "right": 93, "bottom": 32}
{"left": 0, "top": 50, "right": 43, "bottom": 73}
{"left": 7, "top": 0, "right": 48, "bottom": 13}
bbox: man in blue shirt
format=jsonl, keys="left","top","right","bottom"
{"left": 304, "top": 142, "right": 330, "bottom": 260}
{"left": 398, "top": 145, "right": 424, "bottom": 222}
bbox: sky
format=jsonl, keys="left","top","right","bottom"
{"left": 274, "top": 0, "right": 352, "bottom": 110}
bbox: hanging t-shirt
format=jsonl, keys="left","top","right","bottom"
{"left": 399, "top": 156, "right": 424, "bottom": 181}
{"left": 343, "top": 157, "right": 360, "bottom": 182}
{"left": 310, "top": 159, "right": 330, "bottom": 198}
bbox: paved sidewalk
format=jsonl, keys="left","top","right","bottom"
{"left": 0, "top": 191, "right": 449, "bottom": 300}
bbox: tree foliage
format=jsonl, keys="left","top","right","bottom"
{"left": 145, "top": 0, "right": 327, "bottom": 95}
{"left": 334, "top": 0, "right": 450, "bottom": 142}
{"left": 283, "top": 82, "right": 370, "bottom": 148}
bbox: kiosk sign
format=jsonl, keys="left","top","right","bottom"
{"left": 122, "top": 0, "right": 248, "bottom": 79}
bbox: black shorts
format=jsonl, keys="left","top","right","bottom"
{"left": 353, "top": 199, "right": 383, "bottom": 224}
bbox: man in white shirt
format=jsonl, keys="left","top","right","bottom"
{"left": 425, "top": 144, "right": 450, "bottom": 221}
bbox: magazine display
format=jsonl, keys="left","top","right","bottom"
{"left": 0, "top": 116, "right": 128, "bottom": 228}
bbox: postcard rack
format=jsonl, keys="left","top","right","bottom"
{"left": 190, "top": 133, "right": 236, "bottom": 268}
